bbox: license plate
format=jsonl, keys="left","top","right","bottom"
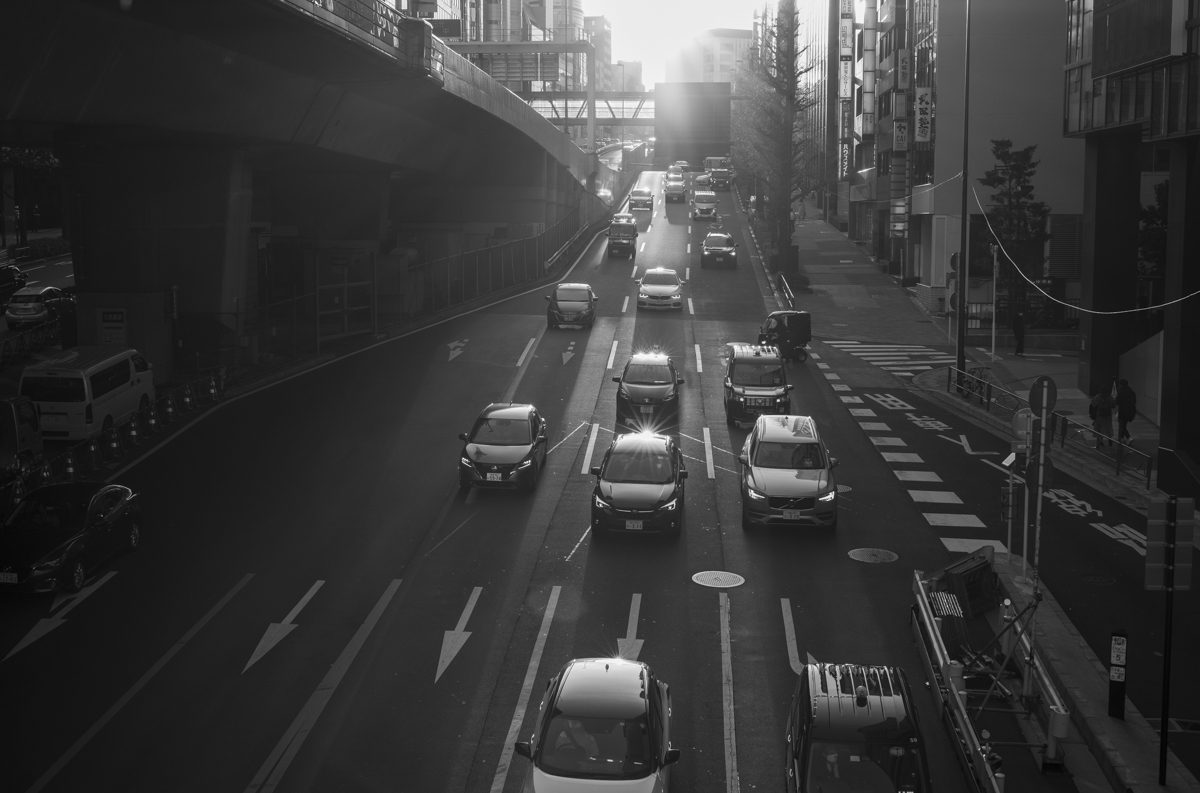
{"left": 747, "top": 398, "right": 770, "bottom": 407}
{"left": 715, "top": 257, "right": 724, "bottom": 262}
{"left": 639, "top": 406, "right": 654, "bottom": 414}
{"left": 625, "top": 520, "right": 643, "bottom": 531}
{"left": 783, "top": 510, "right": 803, "bottom": 520}
{"left": 487, "top": 473, "right": 502, "bottom": 482}
{"left": 0, "top": 572, "right": 17, "bottom": 584}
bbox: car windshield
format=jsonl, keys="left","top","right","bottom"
{"left": 642, "top": 272, "right": 679, "bottom": 286}
{"left": 469, "top": 417, "right": 531, "bottom": 446}
{"left": 21, "top": 376, "right": 86, "bottom": 402}
{"left": 538, "top": 714, "right": 654, "bottom": 780}
{"left": 806, "top": 741, "right": 928, "bottom": 793}
{"left": 10, "top": 294, "right": 43, "bottom": 304}
{"left": 754, "top": 441, "right": 825, "bottom": 469}
{"left": 624, "top": 364, "right": 672, "bottom": 384}
{"left": 604, "top": 446, "right": 674, "bottom": 484}
{"left": 667, "top": 167, "right": 682, "bottom": 176}
{"left": 4, "top": 491, "right": 88, "bottom": 533}
{"left": 731, "top": 361, "right": 784, "bottom": 386}
{"left": 555, "top": 287, "right": 590, "bottom": 302}
{"left": 705, "top": 234, "right": 732, "bottom": 247}
{"left": 632, "top": 189, "right": 651, "bottom": 197}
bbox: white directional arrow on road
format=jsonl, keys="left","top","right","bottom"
{"left": 437, "top": 586, "right": 482, "bottom": 682}
{"left": 563, "top": 342, "right": 576, "bottom": 365}
{"left": 448, "top": 339, "right": 468, "bottom": 361}
{"left": 243, "top": 580, "right": 324, "bottom": 673}
{"left": 5, "top": 571, "right": 117, "bottom": 661}
{"left": 937, "top": 433, "right": 999, "bottom": 456}
{"left": 616, "top": 593, "right": 644, "bottom": 661}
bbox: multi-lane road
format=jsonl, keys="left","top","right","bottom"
{"left": 3, "top": 172, "right": 1164, "bottom": 793}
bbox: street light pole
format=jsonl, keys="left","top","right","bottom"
{"left": 955, "top": 0, "right": 973, "bottom": 386}
{"left": 990, "top": 242, "right": 998, "bottom": 361}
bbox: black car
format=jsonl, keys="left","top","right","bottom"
{"left": 785, "top": 663, "right": 931, "bottom": 792}
{"left": 629, "top": 187, "right": 654, "bottom": 210}
{"left": 459, "top": 403, "right": 548, "bottom": 491}
{"left": 590, "top": 432, "right": 687, "bottom": 537}
{"left": 724, "top": 344, "right": 793, "bottom": 426}
{"left": 0, "top": 482, "right": 141, "bottom": 593}
{"left": 613, "top": 353, "right": 684, "bottom": 431}
{"left": 700, "top": 233, "right": 738, "bottom": 268}
{"left": 546, "top": 283, "right": 598, "bottom": 329}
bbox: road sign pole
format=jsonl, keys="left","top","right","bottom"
{"left": 1022, "top": 482, "right": 1030, "bottom": 581}
{"left": 1006, "top": 467, "right": 1013, "bottom": 559}
{"left": 1159, "top": 496, "right": 1177, "bottom": 785}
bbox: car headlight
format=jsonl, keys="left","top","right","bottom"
{"left": 818, "top": 490, "right": 837, "bottom": 502}
{"left": 460, "top": 456, "right": 473, "bottom": 467}
{"left": 32, "top": 551, "right": 68, "bottom": 573}
{"left": 661, "top": 498, "right": 678, "bottom": 511}
{"left": 639, "top": 292, "right": 649, "bottom": 299}
{"left": 515, "top": 459, "right": 533, "bottom": 470}
{"left": 594, "top": 494, "right": 611, "bottom": 509}
{"left": 747, "top": 488, "right": 767, "bottom": 501}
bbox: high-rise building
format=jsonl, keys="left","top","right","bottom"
{"left": 667, "top": 29, "right": 752, "bottom": 84}
{"left": 616, "top": 60, "right": 643, "bottom": 92}
{"left": 584, "top": 15, "right": 613, "bottom": 90}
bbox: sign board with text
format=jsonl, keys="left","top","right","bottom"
{"left": 428, "top": 19, "right": 463, "bottom": 39}
{"left": 897, "top": 49, "right": 911, "bottom": 89}
{"left": 915, "top": 87, "right": 932, "bottom": 141}
{"left": 840, "top": 0, "right": 855, "bottom": 59}
{"left": 99, "top": 308, "right": 127, "bottom": 347}
{"left": 840, "top": 60, "right": 854, "bottom": 99}
{"left": 894, "top": 120, "right": 908, "bottom": 152}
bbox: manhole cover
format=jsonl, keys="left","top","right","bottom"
{"left": 1084, "top": 574, "right": 1116, "bottom": 585}
{"left": 692, "top": 571, "right": 746, "bottom": 588}
{"left": 837, "top": 484, "right": 853, "bottom": 493}
{"left": 848, "top": 548, "right": 899, "bottom": 563}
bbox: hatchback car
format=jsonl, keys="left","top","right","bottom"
{"left": 637, "top": 268, "right": 685, "bottom": 310}
{"left": 629, "top": 188, "right": 654, "bottom": 210}
{"left": 739, "top": 415, "right": 838, "bottom": 529}
{"left": 0, "top": 482, "right": 141, "bottom": 593}
{"left": 458, "top": 403, "right": 548, "bottom": 491}
{"left": 785, "top": 663, "right": 931, "bottom": 793}
{"left": 613, "top": 353, "right": 684, "bottom": 430}
{"left": 514, "top": 658, "right": 680, "bottom": 791}
{"left": 700, "top": 232, "right": 739, "bottom": 268}
{"left": 546, "top": 283, "right": 598, "bottom": 329}
{"left": 666, "top": 165, "right": 684, "bottom": 179}
{"left": 590, "top": 433, "right": 687, "bottom": 537}
{"left": 6, "top": 286, "right": 74, "bottom": 330}
{"left": 724, "top": 344, "right": 793, "bottom": 426}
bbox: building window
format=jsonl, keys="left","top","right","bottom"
{"left": 721, "top": 42, "right": 734, "bottom": 51}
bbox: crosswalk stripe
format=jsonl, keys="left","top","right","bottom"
{"left": 923, "top": 513, "right": 986, "bottom": 527}
{"left": 881, "top": 452, "right": 923, "bottom": 462}
{"left": 895, "top": 470, "right": 943, "bottom": 482}
{"left": 908, "top": 490, "right": 964, "bottom": 504}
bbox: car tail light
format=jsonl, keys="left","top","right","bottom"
{"left": 85, "top": 403, "right": 93, "bottom": 424}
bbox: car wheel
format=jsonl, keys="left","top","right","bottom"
{"left": 796, "top": 348, "right": 809, "bottom": 362}
{"left": 128, "top": 516, "right": 141, "bottom": 551}
{"left": 458, "top": 475, "right": 471, "bottom": 492}
{"left": 65, "top": 559, "right": 86, "bottom": 593}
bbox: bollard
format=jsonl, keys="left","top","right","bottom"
{"left": 995, "top": 772, "right": 1005, "bottom": 792}
{"left": 1045, "top": 705, "right": 1071, "bottom": 765}
{"left": 207, "top": 375, "right": 218, "bottom": 402}
{"left": 1000, "top": 600, "right": 1016, "bottom": 659}
{"left": 182, "top": 384, "right": 195, "bottom": 411}
{"left": 63, "top": 451, "right": 77, "bottom": 482}
{"left": 164, "top": 395, "right": 177, "bottom": 424}
{"left": 943, "top": 659, "right": 966, "bottom": 700}
{"left": 145, "top": 405, "right": 160, "bottom": 436}
{"left": 126, "top": 417, "right": 142, "bottom": 447}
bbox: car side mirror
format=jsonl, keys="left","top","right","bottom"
{"left": 735, "top": 242, "right": 740, "bottom": 247}
{"left": 612, "top": 376, "right": 621, "bottom": 383}
{"left": 458, "top": 432, "right": 469, "bottom": 441}
{"left": 514, "top": 741, "right": 532, "bottom": 759}
{"left": 787, "top": 384, "right": 795, "bottom": 391}
{"left": 830, "top": 457, "right": 839, "bottom": 468}
{"left": 724, "top": 377, "right": 732, "bottom": 388}
{"left": 664, "top": 748, "right": 681, "bottom": 765}
{"left": 679, "top": 470, "right": 689, "bottom": 480}
{"left": 738, "top": 454, "right": 749, "bottom": 466}
{"left": 544, "top": 295, "right": 551, "bottom": 301}
{"left": 590, "top": 466, "right": 602, "bottom": 477}
{"left": 676, "top": 376, "right": 685, "bottom": 385}
{"left": 537, "top": 434, "right": 547, "bottom": 444}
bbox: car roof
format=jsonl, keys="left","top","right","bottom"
{"left": 632, "top": 187, "right": 651, "bottom": 193}
{"left": 805, "top": 663, "right": 919, "bottom": 743}
{"left": 24, "top": 346, "right": 139, "bottom": 373}
{"left": 611, "top": 432, "right": 671, "bottom": 454}
{"left": 728, "top": 343, "right": 782, "bottom": 361}
{"left": 555, "top": 658, "right": 651, "bottom": 719}
{"left": 694, "top": 190, "right": 717, "bottom": 197}
{"left": 643, "top": 267, "right": 678, "bottom": 276}
{"left": 613, "top": 213, "right": 636, "bottom": 222}
{"left": 756, "top": 415, "right": 819, "bottom": 442}
{"left": 705, "top": 232, "right": 732, "bottom": 240}
{"left": 555, "top": 282, "right": 591, "bottom": 291}
{"left": 12, "top": 285, "right": 59, "bottom": 296}
{"left": 477, "top": 403, "right": 534, "bottom": 420}
{"left": 627, "top": 352, "right": 672, "bottom": 366}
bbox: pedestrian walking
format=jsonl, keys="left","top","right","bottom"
{"left": 1011, "top": 311, "right": 1026, "bottom": 356}
{"left": 1089, "top": 386, "right": 1114, "bottom": 448}
{"left": 790, "top": 209, "right": 797, "bottom": 230}
{"left": 1116, "top": 378, "right": 1137, "bottom": 443}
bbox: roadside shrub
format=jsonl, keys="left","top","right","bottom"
{"left": 23, "top": 237, "right": 71, "bottom": 260}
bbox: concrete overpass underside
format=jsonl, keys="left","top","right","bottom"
{"left": 0, "top": 0, "right": 616, "bottom": 380}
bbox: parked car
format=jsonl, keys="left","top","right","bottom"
{"left": 590, "top": 432, "right": 687, "bottom": 538}
{"left": 458, "top": 403, "right": 548, "bottom": 491}
{"left": 739, "top": 414, "right": 839, "bottom": 529}
{"left": 0, "top": 482, "right": 142, "bottom": 593}
{"left": 5, "top": 285, "right": 74, "bottom": 330}
{"left": 0, "top": 264, "right": 28, "bottom": 300}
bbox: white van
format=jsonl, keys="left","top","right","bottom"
{"left": 690, "top": 190, "right": 719, "bottom": 220}
{"left": 18, "top": 347, "right": 155, "bottom": 441}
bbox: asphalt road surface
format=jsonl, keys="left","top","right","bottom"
{"left": 3, "top": 177, "right": 1098, "bottom": 793}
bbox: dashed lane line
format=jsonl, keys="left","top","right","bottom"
{"left": 908, "top": 490, "right": 964, "bottom": 504}
{"left": 606, "top": 340, "right": 619, "bottom": 370}
{"left": 580, "top": 423, "right": 600, "bottom": 475}
{"left": 781, "top": 599, "right": 802, "bottom": 675}
{"left": 881, "top": 452, "right": 924, "bottom": 463}
{"left": 702, "top": 428, "right": 716, "bottom": 479}
{"left": 695, "top": 344, "right": 703, "bottom": 373}
{"left": 719, "top": 593, "right": 741, "bottom": 793}
{"left": 896, "top": 470, "right": 943, "bottom": 482}
{"left": 621, "top": 296, "right": 629, "bottom": 313}
{"left": 924, "top": 513, "right": 987, "bottom": 528}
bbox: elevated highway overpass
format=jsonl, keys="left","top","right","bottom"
{"left": 0, "top": 0, "right": 625, "bottom": 380}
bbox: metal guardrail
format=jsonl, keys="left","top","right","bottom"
{"left": 777, "top": 273, "right": 795, "bottom": 308}
{"left": 946, "top": 366, "right": 1154, "bottom": 489}
{"left": 0, "top": 317, "right": 64, "bottom": 366}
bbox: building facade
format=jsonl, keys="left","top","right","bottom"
{"left": 667, "top": 29, "right": 752, "bottom": 84}
{"left": 1063, "top": 0, "right": 1200, "bottom": 497}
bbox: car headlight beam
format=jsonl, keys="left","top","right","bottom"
{"left": 747, "top": 488, "right": 767, "bottom": 501}
{"left": 594, "top": 494, "right": 611, "bottom": 509}
{"left": 515, "top": 459, "right": 533, "bottom": 470}
{"left": 818, "top": 490, "right": 837, "bottom": 502}
{"left": 662, "top": 498, "right": 677, "bottom": 511}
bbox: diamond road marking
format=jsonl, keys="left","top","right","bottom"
{"left": 832, "top": 384, "right": 851, "bottom": 391}
{"left": 840, "top": 396, "right": 863, "bottom": 403}
{"left": 881, "top": 452, "right": 924, "bottom": 463}
{"left": 909, "top": 490, "right": 964, "bottom": 504}
{"left": 848, "top": 409, "right": 877, "bottom": 417}
{"left": 824, "top": 373, "right": 841, "bottom": 380}
{"left": 924, "top": 513, "right": 987, "bottom": 527}
{"left": 895, "top": 470, "right": 943, "bottom": 482}
{"left": 870, "top": 437, "right": 907, "bottom": 446}
{"left": 859, "top": 422, "right": 890, "bottom": 431}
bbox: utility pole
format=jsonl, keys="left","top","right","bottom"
{"left": 955, "top": 0, "right": 973, "bottom": 385}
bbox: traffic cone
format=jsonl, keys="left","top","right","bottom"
{"left": 207, "top": 376, "right": 218, "bottom": 402}
{"left": 126, "top": 417, "right": 142, "bottom": 447}
{"left": 105, "top": 427, "right": 123, "bottom": 461}
{"left": 145, "top": 405, "right": 160, "bottom": 437}
{"left": 11, "top": 477, "right": 25, "bottom": 507}
{"left": 182, "top": 384, "right": 195, "bottom": 411}
{"left": 38, "top": 463, "right": 53, "bottom": 487}
{"left": 163, "top": 395, "right": 177, "bottom": 424}
{"left": 63, "top": 451, "right": 77, "bottom": 482}
{"left": 86, "top": 438, "right": 102, "bottom": 472}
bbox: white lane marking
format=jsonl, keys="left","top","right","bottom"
{"left": 25, "top": 280, "right": 39, "bottom": 285}
{"left": 943, "top": 538, "right": 1010, "bottom": 554}
{"left": 695, "top": 344, "right": 703, "bottom": 372}
{"left": 831, "top": 384, "right": 850, "bottom": 391}
{"left": 881, "top": 452, "right": 924, "bottom": 463}
{"left": 581, "top": 423, "right": 600, "bottom": 474}
{"left": 908, "top": 490, "right": 964, "bottom": 504}
{"left": 840, "top": 396, "right": 864, "bottom": 404}
{"left": 686, "top": 243, "right": 691, "bottom": 254}
{"left": 245, "top": 578, "right": 400, "bottom": 793}
{"left": 688, "top": 298, "right": 695, "bottom": 315}
{"left": 895, "top": 470, "right": 943, "bottom": 482}
{"left": 688, "top": 225, "right": 692, "bottom": 233}
{"left": 937, "top": 434, "right": 999, "bottom": 456}
{"left": 565, "top": 527, "right": 591, "bottom": 561}
{"left": 865, "top": 394, "right": 916, "bottom": 410}
{"left": 686, "top": 267, "right": 691, "bottom": 280}
{"left": 548, "top": 421, "right": 589, "bottom": 456}
{"left": 648, "top": 224, "right": 653, "bottom": 231}
{"left": 640, "top": 242, "right": 646, "bottom": 252}
{"left": 606, "top": 340, "right": 619, "bottom": 369}
{"left": 681, "top": 452, "right": 737, "bottom": 474}
{"left": 490, "top": 587, "right": 561, "bottom": 793}
{"left": 515, "top": 338, "right": 536, "bottom": 367}
{"left": 817, "top": 363, "right": 829, "bottom": 369}
{"left": 870, "top": 437, "right": 906, "bottom": 446}
{"left": 7, "top": 572, "right": 118, "bottom": 660}
{"left": 631, "top": 265, "right": 638, "bottom": 278}
{"left": 848, "top": 408, "right": 876, "bottom": 416}
{"left": 424, "top": 510, "right": 480, "bottom": 558}
{"left": 823, "top": 373, "right": 841, "bottom": 380}
{"left": 621, "top": 296, "right": 629, "bottom": 313}
{"left": 781, "top": 598, "right": 802, "bottom": 675}
{"left": 679, "top": 433, "right": 735, "bottom": 455}
{"left": 243, "top": 580, "right": 325, "bottom": 673}
{"left": 883, "top": 365, "right": 932, "bottom": 371}
{"left": 617, "top": 594, "right": 644, "bottom": 660}
{"left": 719, "top": 592, "right": 741, "bottom": 793}
{"left": 27, "top": 574, "right": 253, "bottom": 793}
{"left": 437, "top": 586, "right": 481, "bottom": 682}
{"left": 24, "top": 265, "right": 46, "bottom": 271}
{"left": 809, "top": 353, "right": 821, "bottom": 360}
{"left": 858, "top": 422, "right": 890, "bottom": 431}
{"left": 924, "top": 513, "right": 987, "bottom": 527}
{"left": 703, "top": 427, "right": 716, "bottom": 479}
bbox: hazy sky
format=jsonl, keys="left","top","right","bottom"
{"left": 582, "top": 0, "right": 759, "bottom": 86}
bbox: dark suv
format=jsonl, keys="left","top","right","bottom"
{"left": 700, "top": 233, "right": 738, "bottom": 268}
{"left": 458, "top": 403, "right": 548, "bottom": 491}
{"left": 785, "top": 663, "right": 931, "bottom": 793}
{"left": 590, "top": 432, "right": 687, "bottom": 537}
{"left": 723, "top": 344, "right": 793, "bottom": 426}
{"left": 613, "top": 353, "right": 684, "bottom": 431}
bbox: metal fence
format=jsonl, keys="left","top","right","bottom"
{"left": 965, "top": 298, "right": 1081, "bottom": 330}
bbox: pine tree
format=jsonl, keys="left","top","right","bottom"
{"left": 978, "top": 140, "right": 1050, "bottom": 299}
